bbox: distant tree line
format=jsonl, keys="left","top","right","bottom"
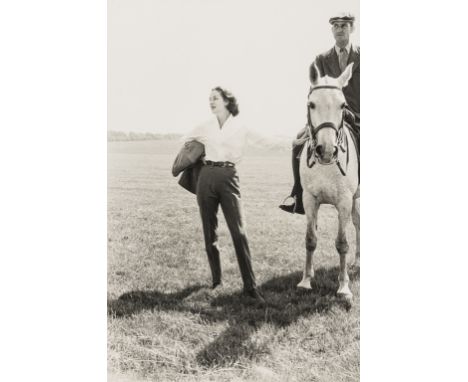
{"left": 108, "top": 131, "right": 182, "bottom": 141}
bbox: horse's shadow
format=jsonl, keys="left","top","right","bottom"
{"left": 108, "top": 266, "right": 359, "bottom": 367}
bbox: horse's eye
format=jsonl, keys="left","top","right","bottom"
{"left": 308, "top": 102, "right": 315, "bottom": 109}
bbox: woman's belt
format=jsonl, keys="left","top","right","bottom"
{"left": 204, "top": 160, "right": 235, "bottom": 168}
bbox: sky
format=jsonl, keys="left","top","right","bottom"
{"left": 108, "top": 0, "right": 359, "bottom": 136}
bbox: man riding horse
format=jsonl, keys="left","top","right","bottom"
{"left": 280, "top": 12, "right": 360, "bottom": 214}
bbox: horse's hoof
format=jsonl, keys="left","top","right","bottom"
{"left": 337, "top": 291, "right": 353, "bottom": 303}
{"left": 297, "top": 281, "right": 312, "bottom": 289}
{"left": 337, "top": 293, "right": 353, "bottom": 310}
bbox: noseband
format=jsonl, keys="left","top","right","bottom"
{"left": 306, "top": 85, "right": 348, "bottom": 175}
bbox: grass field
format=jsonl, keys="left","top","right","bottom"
{"left": 108, "top": 140, "right": 359, "bottom": 382}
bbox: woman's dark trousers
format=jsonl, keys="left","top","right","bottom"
{"left": 196, "top": 165, "right": 256, "bottom": 291}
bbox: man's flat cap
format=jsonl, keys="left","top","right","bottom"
{"left": 329, "top": 12, "right": 355, "bottom": 24}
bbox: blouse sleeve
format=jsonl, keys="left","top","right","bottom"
{"left": 182, "top": 122, "right": 208, "bottom": 144}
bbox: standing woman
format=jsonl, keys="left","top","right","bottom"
{"left": 184, "top": 87, "right": 283, "bottom": 304}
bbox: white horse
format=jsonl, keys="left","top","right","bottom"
{"left": 297, "top": 62, "right": 360, "bottom": 301}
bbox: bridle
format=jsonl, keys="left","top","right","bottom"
{"left": 306, "top": 85, "right": 348, "bottom": 176}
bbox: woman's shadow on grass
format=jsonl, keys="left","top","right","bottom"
{"left": 108, "top": 266, "right": 359, "bottom": 367}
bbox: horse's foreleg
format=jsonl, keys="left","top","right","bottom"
{"left": 336, "top": 204, "right": 353, "bottom": 300}
{"left": 297, "top": 194, "right": 318, "bottom": 290}
{"left": 352, "top": 197, "right": 360, "bottom": 267}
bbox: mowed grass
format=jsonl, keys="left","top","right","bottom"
{"left": 108, "top": 140, "right": 359, "bottom": 382}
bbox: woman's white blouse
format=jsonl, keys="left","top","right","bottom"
{"left": 183, "top": 116, "right": 289, "bottom": 164}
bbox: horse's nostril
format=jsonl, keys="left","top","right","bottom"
{"left": 316, "top": 145, "right": 323, "bottom": 157}
{"left": 333, "top": 146, "right": 338, "bottom": 156}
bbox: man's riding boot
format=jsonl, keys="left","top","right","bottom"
{"left": 279, "top": 144, "right": 305, "bottom": 215}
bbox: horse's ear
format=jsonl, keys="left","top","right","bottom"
{"left": 310, "top": 62, "right": 321, "bottom": 85}
{"left": 338, "top": 62, "right": 354, "bottom": 88}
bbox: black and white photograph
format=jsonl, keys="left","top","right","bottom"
{"left": 108, "top": 1, "right": 360, "bottom": 381}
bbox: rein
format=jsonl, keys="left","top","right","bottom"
{"left": 306, "top": 85, "right": 348, "bottom": 175}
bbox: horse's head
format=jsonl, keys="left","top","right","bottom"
{"left": 308, "top": 62, "right": 354, "bottom": 164}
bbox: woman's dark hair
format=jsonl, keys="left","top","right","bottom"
{"left": 212, "top": 86, "right": 239, "bottom": 116}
